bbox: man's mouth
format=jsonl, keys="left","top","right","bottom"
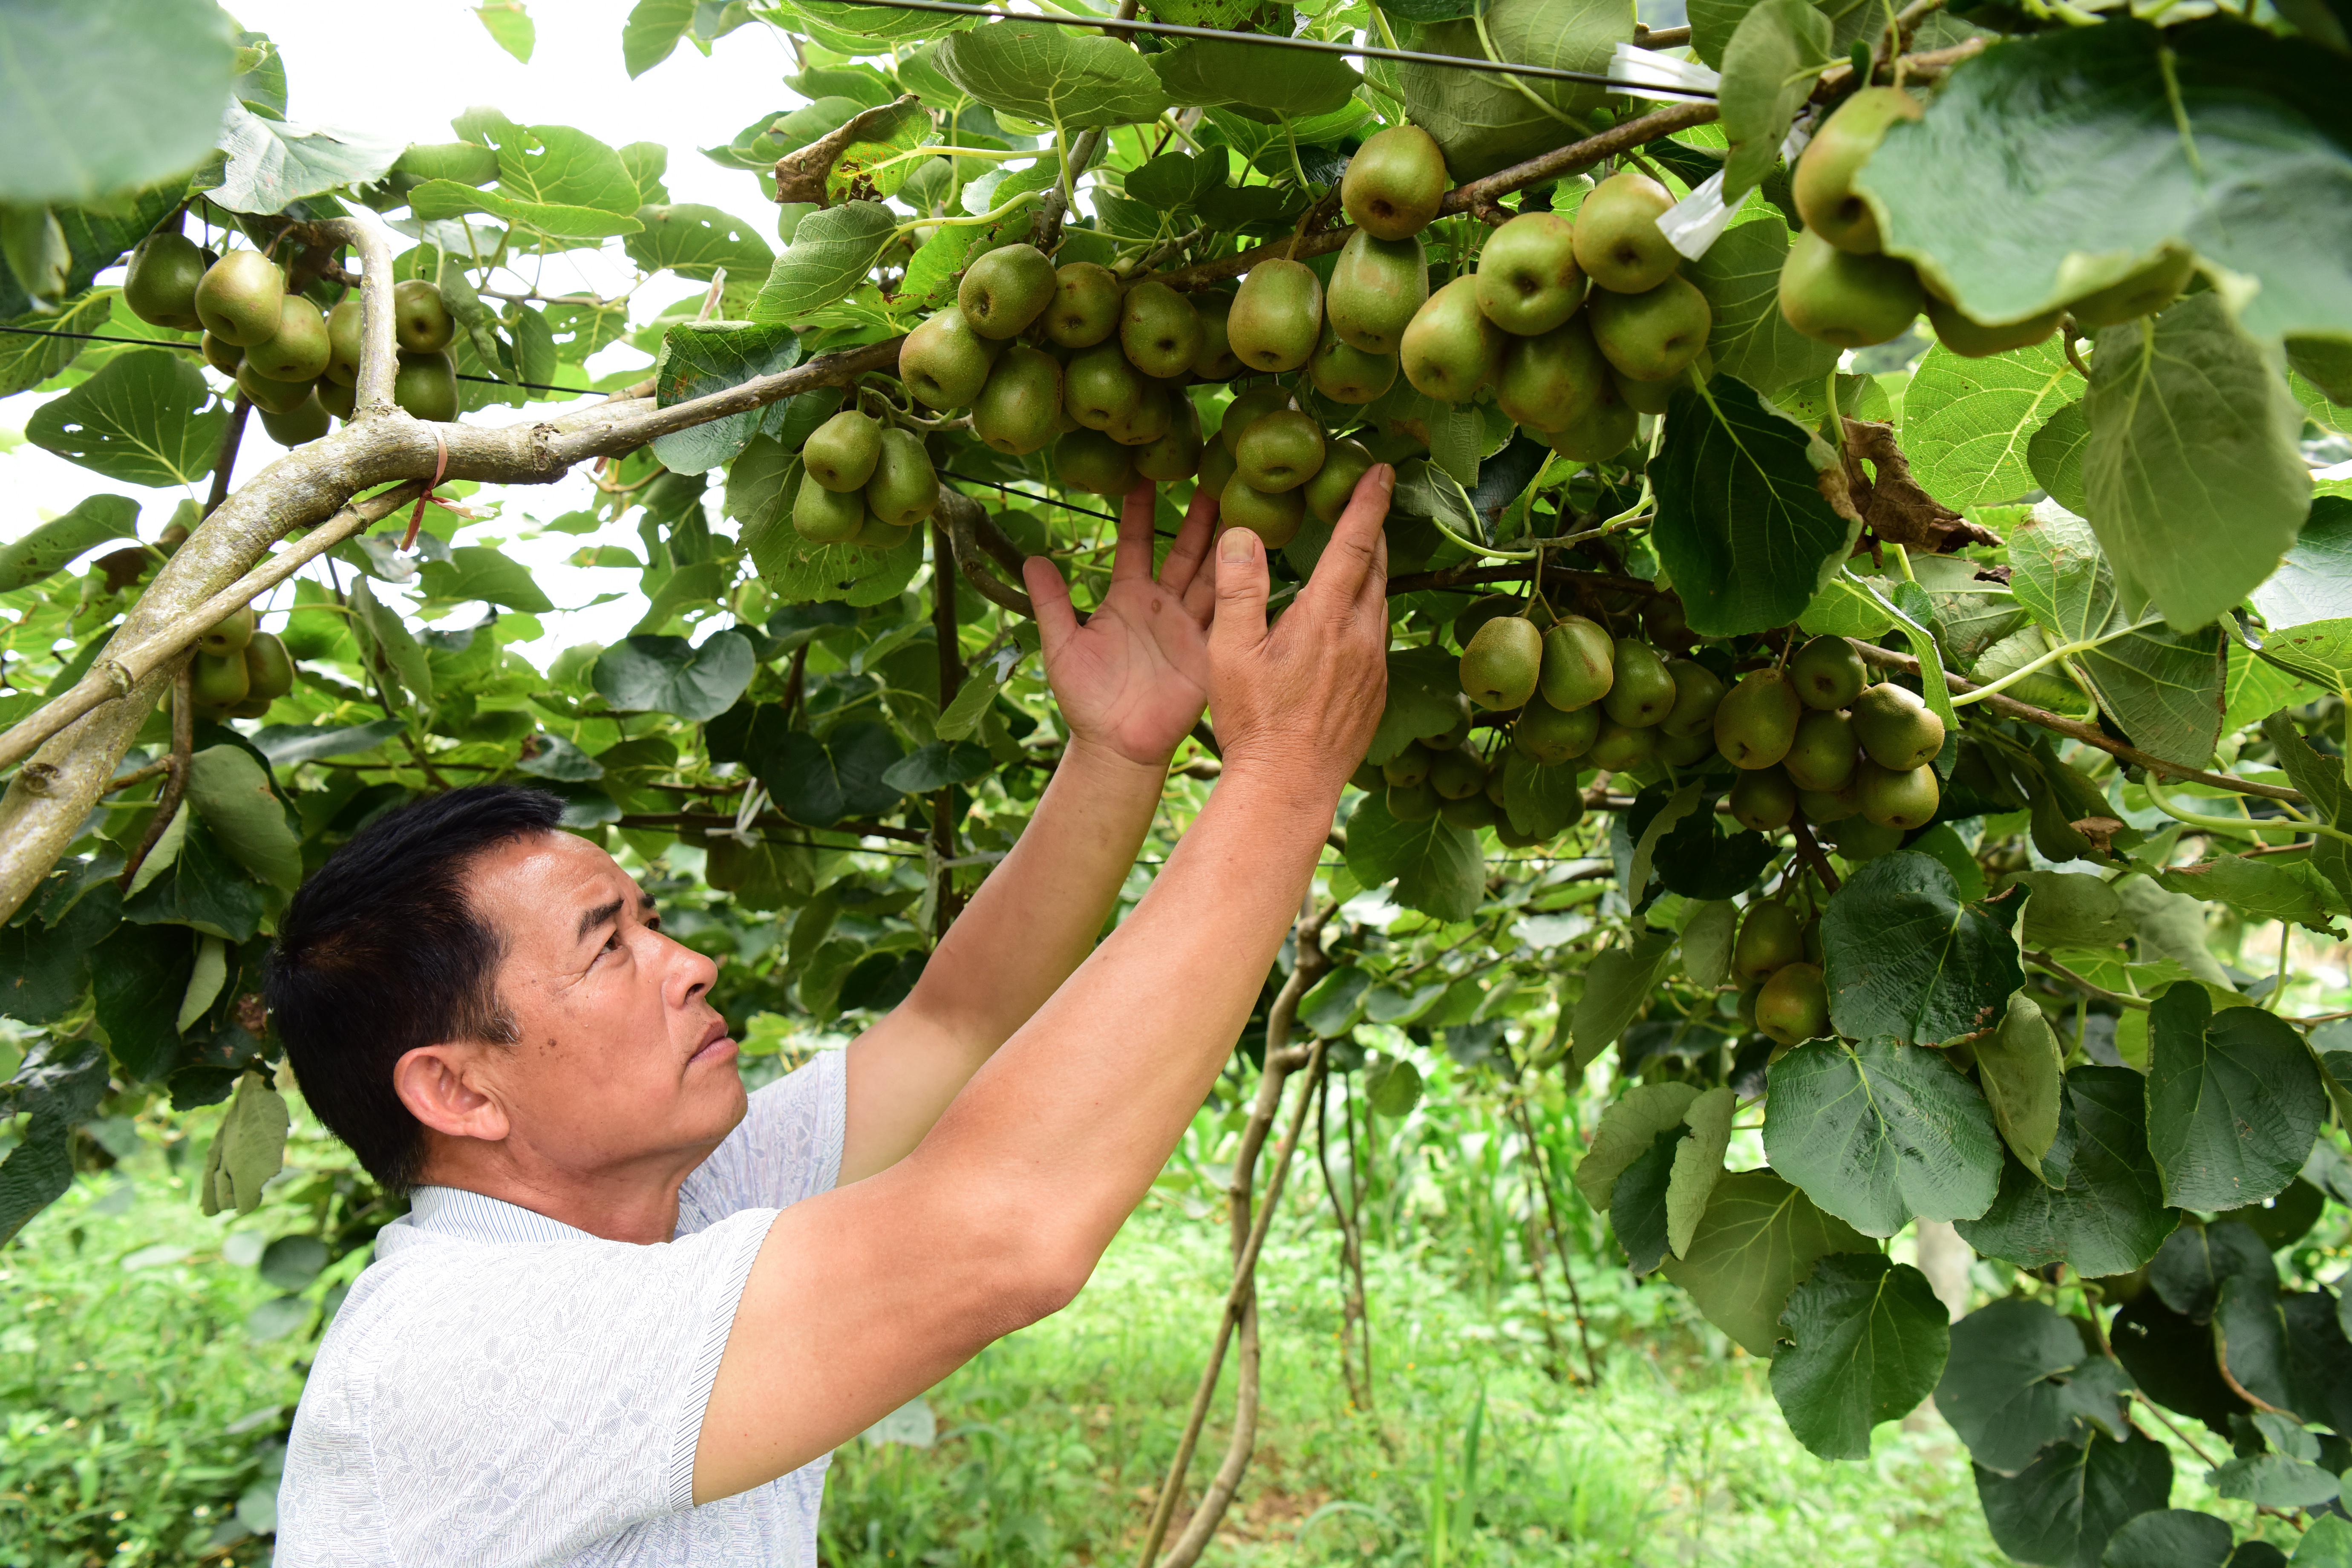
{"left": 690, "top": 1019, "right": 736, "bottom": 1064}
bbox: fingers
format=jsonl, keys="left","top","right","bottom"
{"left": 1021, "top": 555, "right": 1081, "bottom": 658}
{"left": 1158, "top": 481, "right": 1218, "bottom": 600}
{"left": 1206, "top": 525, "right": 1270, "bottom": 659}
{"left": 1306, "top": 463, "right": 1395, "bottom": 607}
{"left": 1352, "top": 526, "right": 1392, "bottom": 623}
{"left": 1109, "top": 482, "right": 1156, "bottom": 584}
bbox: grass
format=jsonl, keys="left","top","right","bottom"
{"left": 0, "top": 1079, "right": 2019, "bottom": 1568}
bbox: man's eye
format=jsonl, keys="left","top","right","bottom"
{"left": 603, "top": 931, "right": 623, "bottom": 953}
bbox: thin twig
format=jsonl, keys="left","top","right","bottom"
{"left": 118, "top": 666, "right": 194, "bottom": 891}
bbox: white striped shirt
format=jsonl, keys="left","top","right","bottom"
{"left": 274, "top": 1049, "right": 847, "bottom": 1566}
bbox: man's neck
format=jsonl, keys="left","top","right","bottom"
{"left": 411, "top": 1141, "right": 700, "bottom": 1245}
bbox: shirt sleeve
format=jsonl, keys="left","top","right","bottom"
{"left": 676, "top": 1047, "right": 847, "bottom": 1230}
{"left": 348, "top": 1207, "right": 778, "bottom": 1565}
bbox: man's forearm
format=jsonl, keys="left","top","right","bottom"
{"left": 839, "top": 735, "right": 1171, "bottom": 1179}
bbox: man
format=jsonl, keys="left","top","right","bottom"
{"left": 266, "top": 468, "right": 1394, "bottom": 1565}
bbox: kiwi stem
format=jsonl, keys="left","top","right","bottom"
{"left": 1789, "top": 817, "right": 1842, "bottom": 893}
{"left": 202, "top": 394, "right": 253, "bottom": 522}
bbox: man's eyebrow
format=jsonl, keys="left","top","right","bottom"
{"left": 576, "top": 897, "right": 625, "bottom": 945}
{"left": 640, "top": 893, "right": 660, "bottom": 926}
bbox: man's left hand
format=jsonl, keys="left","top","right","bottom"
{"left": 1021, "top": 481, "right": 1218, "bottom": 769}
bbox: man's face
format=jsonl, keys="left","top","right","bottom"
{"left": 455, "top": 830, "right": 745, "bottom": 1179}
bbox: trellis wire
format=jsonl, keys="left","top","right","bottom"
{"left": 0, "top": 323, "right": 592, "bottom": 396}
{"left": 824, "top": 0, "right": 1719, "bottom": 98}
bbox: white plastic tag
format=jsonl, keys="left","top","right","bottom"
{"left": 1659, "top": 169, "right": 1751, "bottom": 260}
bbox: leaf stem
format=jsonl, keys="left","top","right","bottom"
{"left": 1948, "top": 618, "right": 2168, "bottom": 707}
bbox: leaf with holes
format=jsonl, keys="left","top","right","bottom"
{"left": 25, "top": 350, "right": 225, "bottom": 488}
{"left": 934, "top": 22, "right": 1168, "bottom": 131}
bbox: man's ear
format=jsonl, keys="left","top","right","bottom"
{"left": 392, "top": 1045, "right": 512, "bottom": 1144}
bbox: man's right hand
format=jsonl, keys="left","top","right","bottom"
{"left": 1204, "top": 464, "right": 1395, "bottom": 795}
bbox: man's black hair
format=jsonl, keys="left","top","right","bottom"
{"left": 266, "top": 784, "right": 565, "bottom": 1193}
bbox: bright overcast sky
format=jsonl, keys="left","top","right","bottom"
{"left": 0, "top": 0, "right": 820, "bottom": 664}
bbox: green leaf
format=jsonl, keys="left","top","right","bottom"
{"left": 1343, "top": 793, "right": 1483, "bottom": 922}
{"left": 1650, "top": 377, "right": 1858, "bottom": 638}
{"left": 1611, "top": 1126, "right": 1686, "bottom": 1274}
{"left": 0, "top": 1042, "right": 110, "bottom": 1244}
{"left": 1715, "top": 0, "right": 1831, "bottom": 200}
{"left": 474, "top": 1, "right": 534, "bottom": 60}
{"left": 0, "top": 0, "right": 236, "bottom": 204}
{"left": 2156, "top": 856, "right": 2342, "bottom": 935}
{"left": 1364, "top": 646, "right": 1465, "bottom": 765}
{"left": 755, "top": 722, "right": 904, "bottom": 827}
{"left": 2251, "top": 496, "right": 2352, "bottom": 632}
{"left": 934, "top": 22, "right": 1168, "bottom": 131}
{"left": 749, "top": 201, "right": 899, "bottom": 325}
{"left": 0, "top": 881, "right": 118, "bottom": 1024}
{"left": 2007, "top": 502, "right": 2226, "bottom": 768}
{"left": 1958, "top": 1066, "right": 2180, "bottom": 1279}
{"left": 2146, "top": 982, "right": 2326, "bottom": 1212}
{"left": 1150, "top": 39, "right": 1360, "bottom": 119}
{"left": 626, "top": 204, "right": 775, "bottom": 282}
{"left": 185, "top": 746, "right": 300, "bottom": 892}
{"left": 1770, "top": 1254, "right": 1949, "bottom": 1460}
{"left": 1973, "top": 1431, "right": 2173, "bottom": 1568}
{"left": 121, "top": 816, "right": 262, "bottom": 946}
{"left": 649, "top": 319, "right": 801, "bottom": 473}
{"left": 1393, "top": 0, "right": 1629, "bottom": 180}
{"left": 2015, "top": 869, "right": 2136, "bottom": 952}
{"left": 207, "top": 100, "right": 405, "bottom": 214}
{"left": 1574, "top": 1081, "right": 1700, "bottom": 1211}
{"left": 1763, "top": 1035, "right": 2004, "bottom": 1236}
{"left": 591, "top": 631, "right": 755, "bottom": 721}
{"left": 1862, "top": 20, "right": 2352, "bottom": 346}
{"left": 1936, "top": 1297, "right": 2133, "bottom": 1476}
{"left": 2098, "top": 1510, "right": 2234, "bottom": 1568}
{"left": 1499, "top": 751, "right": 1585, "bottom": 840}
{"left": 1569, "top": 927, "right": 1677, "bottom": 1070}
{"left": 2298, "top": 1518, "right": 2352, "bottom": 1568}
{"left": 349, "top": 576, "right": 432, "bottom": 708}
{"left": 881, "top": 740, "right": 993, "bottom": 793}
{"left": 1299, "top": 966, "right": 1372, "bottom": 1038}
{"left": 1978, "top": 993, "right": 2066, "bottom": 1184}
{"left": 2263, "top": 714, "right": 2352, "bottom": 919}
{"left": 409, "top": 178, "right": 643, "bottom": 240}
{"left": 621, "top": 0, "right": 694, "bottom": 76}
{"left": 2211, "top": 1456, "right": 2340, "bottom": 1509}
{"left": 416, "top": 545, "right": 555, "bottom": 615}
{"left": 91, "top": 921, "right": 195, "bottom": 1081}
{"left": 1667, "top": 1085, "right": 1736, "bottom": 1260}
{"left": 2081, "top": 294, "right": 2312, "bottom": 632}
{"left": 1821, "top": 851, "right": 2024, "bottom": 1046}
{"left": 199, "top": 1070, "right": 288, "bottom": 1219}
{"left": 0, "top": 286, "right": 112, "bottom": 395}
{"left": 25, "top": 349, "right": 225, "bottom": 487}
{"left": 2027, "top": 400, "right": 2089, "bottom": 516}
{"left": 0, "top": 493, "right": 138, "bottom": 592}
{"left": 1659, "top": 1170, "right": 1873, "bottom": 1357}
{"left": 1685, "top": 214, "right": 1840, "bottom": 398}
{"left": 1901, "top": 338, "right": 2074, "bottom": 510}
{"left": 1124, "top": 150, "right": 1228, "bottom": 211}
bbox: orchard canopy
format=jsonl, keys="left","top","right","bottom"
{"left": 3, "top": 0, "right": 2352, "bottom": 1560}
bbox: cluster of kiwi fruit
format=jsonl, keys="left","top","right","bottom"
{"left": 121, "top": 227, "right": 464, "bottom": 442}
{"left": 789, "top": 405, "right": 943, "bottom": 552}
{"left": 185, "top": 606, "right": 294, "bottom": 721}
{"left": 1778, "top": 87, "right": 2200, "bottom": 354}
{"left": 1733, "top": 899, "right": 1830, "bottom": 1048}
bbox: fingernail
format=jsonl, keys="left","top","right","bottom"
{"left": 1374, "top": 464, "right": 1395, "bottom": 491}
{"left": 1219, "top": 528, "right": 1255, "bottom": 563}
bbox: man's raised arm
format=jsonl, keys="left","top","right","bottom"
{"left": 694, "top": 467, "right": 1394, "bottom": 1503}
{"left": 835, "top": 484, "right": 1220, "bottom": 1183}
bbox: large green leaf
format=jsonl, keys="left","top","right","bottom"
{"left": 206, "top": 100, "right": 404, "bottom": 214}
{"left": 1393, "top": 0, "right": 1629, "bottom": 179}
{"left": 24, "top": 349, "right": 225, "bottom": 487}
{"left": 1667, "top": 1085, "right": 1736, "bottom": 1260}
{"left": 0, "top": 187, "right": 180, "bottom": 323}
{"left": 648, "top": 320, "right": 801, "bottom": 474}
{"left": 2265, "top": 714, "right": 2352, "bottom": 919}
{"left": 749, "top": 202, "right": 899, "bottom": 325}
{"left": 1715, "top": 0, "right": 1831, "bottom": 199}
{"left": 1936, "top": 1297, "right": 2133, "bottom": 1476}
{"left": 91, "top": 920, "right": 196, "bottom": 1081}
{"left": 1685, "top": 215, "right": 1841, "bottom": 398}
{"left": 2098, "top": 1511, "right": 2233, "bottom": 1568}
{"left": 0, "top": 1042, "right": 110, "bottom": 1245}
{"left": 1499, "top": 752, "right": 1585, "bottom": 840}
{"left": 1650, "top": 377, "right": 1858, "bottom": 638}
{"left": 591, "top": 631, "right": 755, "bottom": 721}
{"left": 2155, "top": 855, "right": 2341, "bottom": 934}
{"left": 2081, "top": 294, "right": 2311, "bottom": 633}
{"left": 755, "top": 722, "right": 905, "bottom": 827}
{"left": 1821, "top": 851, "right": 2024, "bottom": 1046}
{"left": 2007, "top": 503, "right": 2225, "bottom": 768}
{"left": 417, "top": 545, "right": 557, "bottom": 615}
{"left": 1770, "top": 1254, "right": 1949, "bottom": 1459}
{"left": 1659, "top": 1170, "right": 1873, "bottom": 1357}
{"left": 1568, "top": 926, "right": 1677, "bottom": 1070}
{"left": 1343, "top": 793, "right": 1483, "bottom": 922}
{"left": 1863, "top": 20, "right": 2352, "bottom": 345}
{"left": 1611, "top": 1126, "right": 1686, "bottom": 1274}
{"left": 1976, "top": 992, "right": 2066, "bottom": 1184}
{"left": 1957, "top": 1066, "right": 2179, "bottom": 1279}
{"left": 0, "top": 882, "right": 118, "bottom": 1025}
{"left": 1150, "top": 40, "right": 1360, "bottom": 118}
{"left": 2251, "top": 496, "right": 2352, "bottom": 631}
{"left": 185, "top": 746, "right": 301, "bottom": 892}
{"left": 1763, "top": 1035, "right": 2004, "bottom": 1236}
{"left": 626, "top": 204, "right": 775, "bottom": 282}
{"left": 934, "top": 22, "right": 1167, "bottom": 130}
{"left": 1973, "top": 1431, "right": 2173, "bottom": 1568}
{"left": 0, "top": 493, "right": 138, "bottom": 592}
{"left": 1574, "top": 1081, "right": 1700, "bottom": 1211}
{"left": 0, "top": 287, "right": 115, "bottom": 396}
{"left": 1686, "top": 0, "right": 1877, "bottom": 69}
{"left": 2145, "top": 982, "right": 2326, "bottom": 1212}
{"left": 621, "top": 0, "right": 694, "bottom": 76}
{"left": 0, "top": 0, "right": 236, "bottom": 204}
{"left": 1901, "top": 338, "right": 2074, "bottom": 510}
